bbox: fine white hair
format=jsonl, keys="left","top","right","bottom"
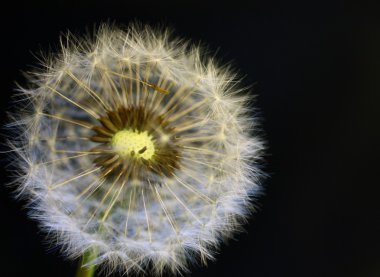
{"left": 7, "top": 23, "right": 264, "bottom": 275}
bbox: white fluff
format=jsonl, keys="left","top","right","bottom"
{"left": 7, "top": 23, "right": 264, "bottom": 275}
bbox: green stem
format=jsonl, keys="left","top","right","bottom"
{"left": 76, "top": 250, "right": 97, "bottom": 277}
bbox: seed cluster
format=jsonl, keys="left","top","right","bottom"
{"left": 9, "top": 25, "right": 262, "bottom": 275}
{"left": 90, "top": 106, "right": 181, "bottom": 182}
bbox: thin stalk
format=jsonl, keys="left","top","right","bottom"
{"left": 76, "top": 250, "right": 97, "bottom": 277}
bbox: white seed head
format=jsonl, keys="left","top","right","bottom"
{"left": 7, "top": 23, "right": 264, "bottom": 275}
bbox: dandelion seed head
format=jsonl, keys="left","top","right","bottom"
{"left": 7, "top": 23, "right": 264, "bottom": 275}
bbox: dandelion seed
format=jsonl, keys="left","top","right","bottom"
{"left": 6, "top": 23, "right": 264, "bottom": 275}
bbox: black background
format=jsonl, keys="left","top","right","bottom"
{"left": 0, "top": 1, "right": 379, "bottom": 276}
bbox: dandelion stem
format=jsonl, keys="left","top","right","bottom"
{"left": 76, "top": 250, "right": 97, "bottom": 277}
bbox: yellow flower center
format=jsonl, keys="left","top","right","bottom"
{"left": 111, "top": 129, "right": 155, "bottom": 160}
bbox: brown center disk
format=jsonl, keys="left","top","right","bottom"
{"left": 89, "top": 106, "right": 181, "bottom": 183}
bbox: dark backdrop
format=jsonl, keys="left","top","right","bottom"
{"left": 0, "top": 1, "right": 379, "bottom": 276}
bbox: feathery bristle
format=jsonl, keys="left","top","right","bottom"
{"left": 6, "top": 23, "right": 264, "bottom": 275}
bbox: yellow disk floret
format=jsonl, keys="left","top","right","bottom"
{"left": 111, "top": 129, "right": 155, "bottom": 160}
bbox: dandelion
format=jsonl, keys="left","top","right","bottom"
{"left": 7, "top": 23, "right": 263, "bottom": 275}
